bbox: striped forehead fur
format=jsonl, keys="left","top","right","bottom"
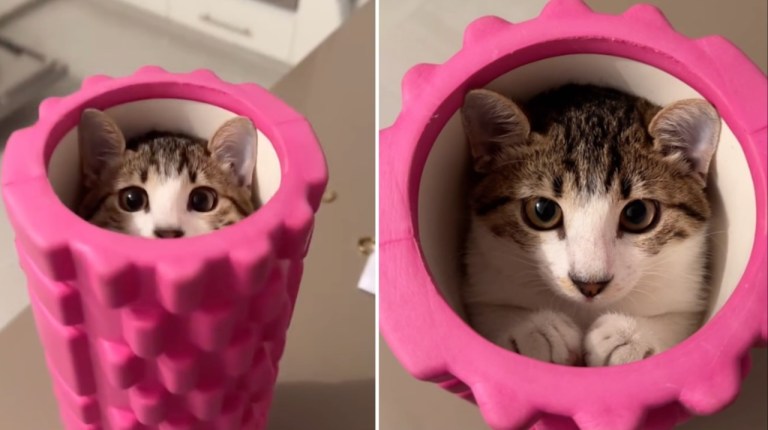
{"left": 126, "top": 131, "right": 212, "bottom": 183}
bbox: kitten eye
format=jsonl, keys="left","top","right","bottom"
{"left": 118, "top": 187, "right": 148, "bottom": 212}
{"left": 620, "top": 199, "right": 658, "bottom": 233}
{"left": 188, "top": 187, "right": 218, "bottom": 212}
{"left": 523, "top": 197, "right": 563, "bottom": 230}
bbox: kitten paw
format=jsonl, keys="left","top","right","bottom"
{"left": 584, "top": 313, "right": 657, "bottom": 366}
{"left": 507, "top": 310, "right": 582, "bottom": 365}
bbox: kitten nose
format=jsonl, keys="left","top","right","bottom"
{"left": 569, "top": 274, "right": 612, "bottom": 298}
{"left": 154, "top": 228, "right": 185, "bottom": 239}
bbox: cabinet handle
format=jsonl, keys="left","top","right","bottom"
{"left": 199, "top": 13, "right": 252, "bottom": 37}
{"left": 321, "top": 190, "right": 338, "bottom": 203}
{"left": 358, "top": 236, "right": 375, "bottom": 256}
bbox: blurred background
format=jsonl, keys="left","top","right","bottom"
{"left": 0, "top": 1, "right": 375, "bottom": 429}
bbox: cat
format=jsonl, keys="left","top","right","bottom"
{"left": 77, "top": 109, "right": 257, "bottom": 238}
{"left": 460, "top": 84, "right": 720, "bottom": 366}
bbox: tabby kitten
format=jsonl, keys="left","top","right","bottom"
{"left": 77, "top": 109, "right": 257, "bottom": 238}
{"left": 461, "top": 84, "right": 720, "bottom": 366}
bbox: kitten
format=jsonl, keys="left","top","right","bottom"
{"left": 461, "top": 84, "right": 720, "bottom": 366}
{"left": 77, "top": 109, "right": 257, "bottom": 238}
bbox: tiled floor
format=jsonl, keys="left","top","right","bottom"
{"left": 0, "top": 0, "right": 291, "bottom": 328}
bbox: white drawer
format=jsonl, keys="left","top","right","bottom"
{"left": 168, "top": 0, "right": 295, "bottom": 62}
{"left": 115, "top": 0, "right": 169, "bottom": 16}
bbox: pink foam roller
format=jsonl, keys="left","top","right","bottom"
{"left": 380, "top": 1, "right": 767, "bottom": 429}
{"left": 2, "top": 67, "right": 327, "bottom": 429}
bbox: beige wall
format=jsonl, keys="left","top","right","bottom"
{"left": 587, "top": 0, "right": 767, "bottom": 72}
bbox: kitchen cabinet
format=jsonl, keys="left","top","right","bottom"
{"left": 114, "top": 0, "right": 350, "bottom": 65}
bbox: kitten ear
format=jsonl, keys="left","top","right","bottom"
{"left": 461, "top": 89, "right": 530, "bottom": 172}
{"left": 208, "top": 116, "right": 257, "bottom": 187}
{"left": 78, "top": 108, "right": 126, "bottom": 187}
{"left": 649, "top": 99, "right": 721, "bottom": 183}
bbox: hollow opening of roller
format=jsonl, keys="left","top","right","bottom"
{"left": 47, "top": 99, "right": 281, "bottom": 234}
{"left": 418, "top": 54, "right": 756, "bottom": 331}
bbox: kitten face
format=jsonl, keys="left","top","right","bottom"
{"left": 77, "top": 110, "right": 257, "bottom": 238}
{"left": 463, "top": 84, "right": 720, "bottom": 306}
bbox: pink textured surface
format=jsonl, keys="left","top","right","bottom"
{"left": 1, "top": 67, "right": 327, "bottom": 429}
{"left": 380, "top": 1, "right": 768, "bottom": 430}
